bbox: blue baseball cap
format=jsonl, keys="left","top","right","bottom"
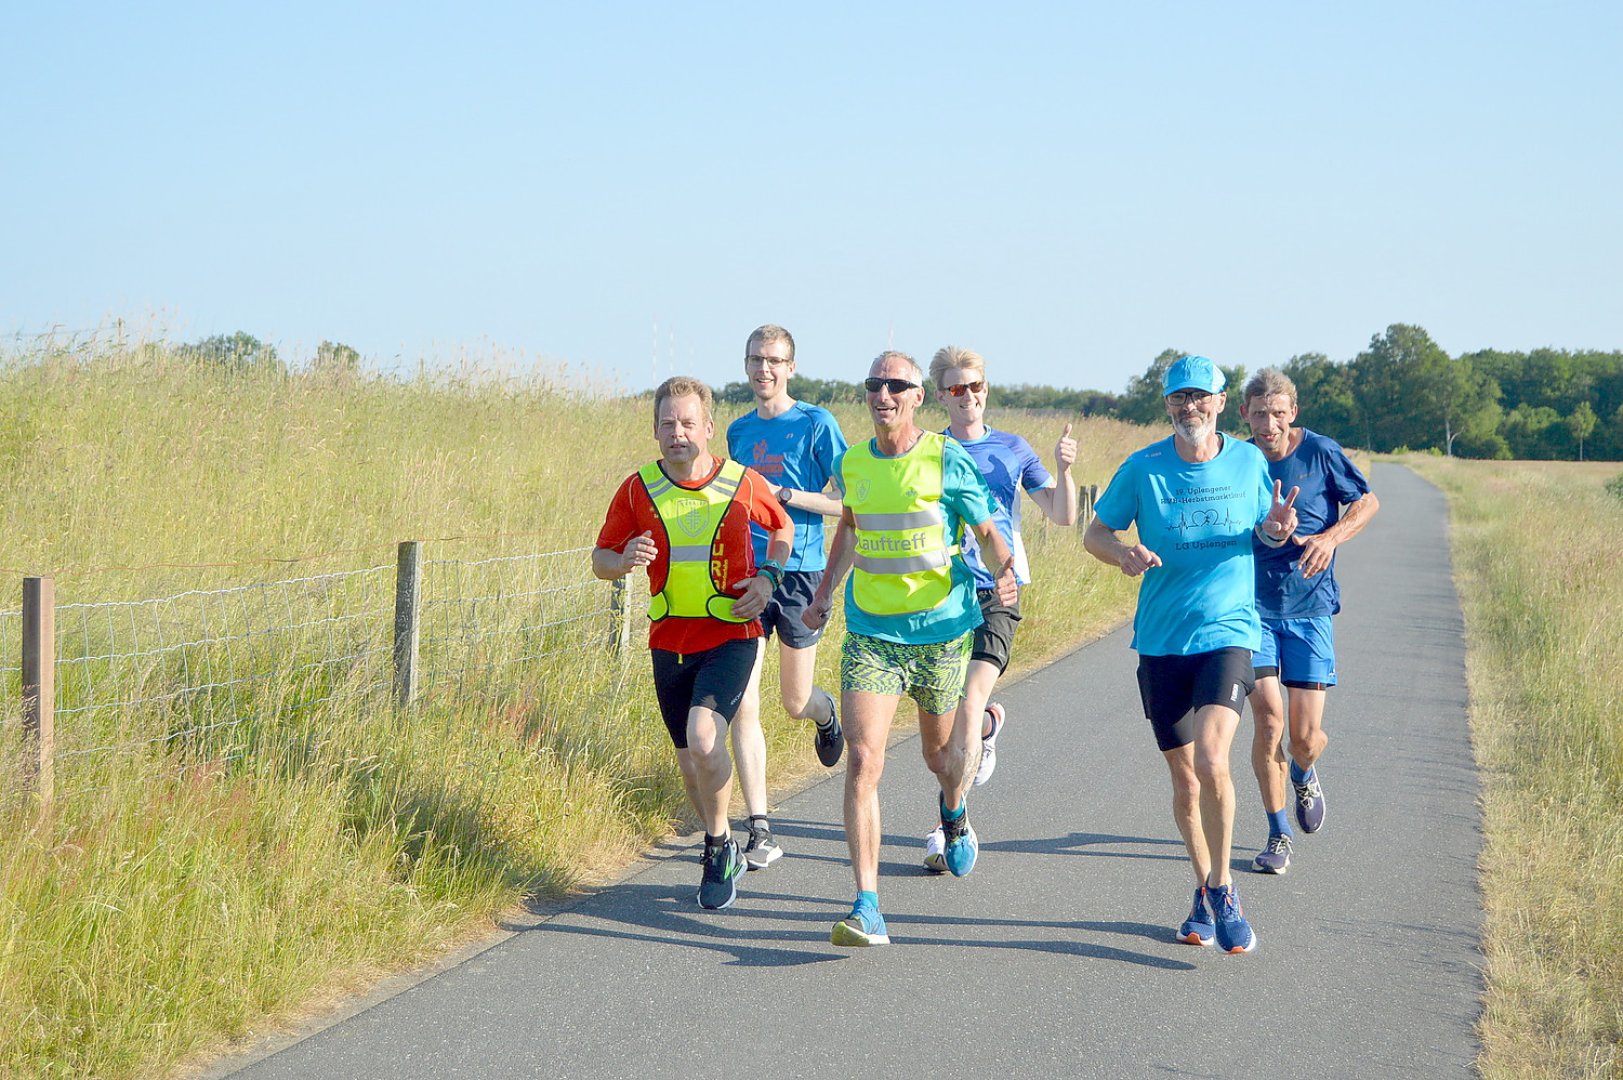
{"left": 1162, "top": 355, "right": 1226, "bottom": 396}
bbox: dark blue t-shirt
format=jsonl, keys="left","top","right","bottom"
{"left": 1250, "top": 428, "right": 1372, "bottom": 619}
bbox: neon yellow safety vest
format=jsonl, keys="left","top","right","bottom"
{"left": 638, "top": 458, "right": 750, "bottom": 624}
{"left": 841, "top": 431, "right": 959, "bottom": 615}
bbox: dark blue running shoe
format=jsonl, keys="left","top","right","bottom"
{"left": 1293, "top": 770, "right": 1326, "bottom": 834}
{"left": 1177, "top": 887, "right": 1214, "bottom": 946}
{"left": 1209, "top": 883, "right": 1257, "bottom": 954}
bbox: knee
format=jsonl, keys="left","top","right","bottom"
{"left": 1194, "top": 751, "right": 1231, "bottom": 788}
{"left": 781, "top": 688, "right": 811, "bottom": 720}
{"left": 846, "top": 741, "right": 886, "bottom": 785}
{"left": 1289, "top": 728, "right": 1325, "bottom": 761}
{"left": 920, "top": 744, "right": 952, "bottom": 776}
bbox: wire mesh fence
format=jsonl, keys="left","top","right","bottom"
{"left": 6, "top": 542, "right": 639, "bottom": 806}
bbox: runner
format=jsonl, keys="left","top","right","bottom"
{"left": 592, "top": 376, "right": 793, "bottom": 910}
{"left": 1082, "top": 354, "right": 1298, "bottom": 954}
{"left": 927, "top": 346, "right": 1077, "bottom": 799}
{"left": 724, "top": 324, "right": 849, "bottom": 872}
{"left": 804, "top": 350, "right": 1019, "bottom": 946}
{"left": 1242, "top": 367, "right": 1380, "bottom": 874}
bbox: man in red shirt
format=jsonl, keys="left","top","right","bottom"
{"left": 593, "top": 376, "right": 794, "bottom": 910}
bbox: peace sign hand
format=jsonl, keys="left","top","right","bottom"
{"left": 1261, "top": 481, "right": 1299, "bottom": 541}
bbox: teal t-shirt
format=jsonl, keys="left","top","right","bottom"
{"left": 833, "top": 434, "right": 995, "bottom": 645}
{"left": 1093, "top": 434, "right": 1274, "bottom": 657}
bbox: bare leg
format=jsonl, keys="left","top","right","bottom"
{"left": 843, "top": 690, "right": 901, "bottom": 894}
{"left": 960, "top": 658, "right": 1000, "bottom": 740}
{"left": 776, "top": 639, "right": 833, "bottom": 724}
{"left": 1286, "top": 686, "right": 1329, "bottom": 770}
{"left": 1161, "top": 744, "right": 1210, "bottom": 885}
{"left": 727, "top": 642, "right": 769, "bottom": 819}
{"left": 1248, "top": 675, "right": 1289, "bottom": 815}
{"left": 1192, "top": 703, "right": 1242, "bottom": 888}
{"left": 919, "top": 698, "right": 978, "bottom": 813}
{"left": 678, "top": 705, "right": 734, "bottom": 837}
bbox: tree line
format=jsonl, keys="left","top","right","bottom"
{"left": 716, "top": 324, "right": 1623, "bottom": 461}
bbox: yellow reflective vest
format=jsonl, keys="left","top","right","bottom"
{"left": 841, "top": 432, "right": 959, "bottom": 615}
{"left": 638, "top": 458, "right": 750, "bottom": 624}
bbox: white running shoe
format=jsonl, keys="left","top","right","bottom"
{"left": 923, "top": 826, "right": 947, "bottom": 873}
{"left": 973, "top": 702, "right": 1005, "bottom": 787}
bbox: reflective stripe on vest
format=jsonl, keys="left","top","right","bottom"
{"left": 638, "top": 457, "right": 750, "bottom": 624}
{"left": 840, "top": 431, "right": 959, "bottom": 615}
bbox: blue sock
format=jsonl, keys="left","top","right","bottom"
{"left": 855, "top": 890, "right": 879, "bottom": 913}
{"left": 1289, "top": 760, "right": 1315, "bottom": 785}
{"left": 1267, "top": 808, "right": 1293, "bottom": 838}
{"left": 939, "top": 794, "right": 965, "bottom": 822}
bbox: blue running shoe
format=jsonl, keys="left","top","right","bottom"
{"left": 697, "top": 837, "right": 744, "bottom": 910}
{"left": 1252, "top": 833, "right": 1292, "bottom": 875}
{"left": 1209, "top": 883, "right": 1258, "bottom": 954}
{"left": 831, "top": 901, "right": 890, "bottom": 947}
{"left": 1293, "top": 770, "right": 1326, "bottom": 834}
{"left": 940, "top": 796, "right": 978, "bottom": 877}
{"left": 1177, "top": 887, "right": 1214, "bottom": 946}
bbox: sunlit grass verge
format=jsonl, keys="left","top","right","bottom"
{"left": 0, "top": 339, "right": 1152, "bottom": 1078}
{"left": 1400, "top": 456, "right": 1622, "bottom": 1080}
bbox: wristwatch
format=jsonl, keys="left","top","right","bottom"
{"left": 777, "top": 487, "right": 794, "bottom": 507}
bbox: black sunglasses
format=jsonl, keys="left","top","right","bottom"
{"left": 864, "top": 376, "right": 920, "bottom": 394}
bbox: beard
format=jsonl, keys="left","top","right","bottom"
{"left": 1173, "top": 414, "right": 1215, "bottom": 443}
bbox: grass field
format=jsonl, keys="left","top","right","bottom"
{"left": 1400, "top": 455, "right": 1622, "bottom": 1079}
{"left": 0, "top": 339, "right": 1146, "bottom": 1079}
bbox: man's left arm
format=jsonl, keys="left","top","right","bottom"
{"left": 732, "top": 469, "right": 795, "bottom": 618}
{"left": 967, "top": 516, "right": 1019, "bottom": 605}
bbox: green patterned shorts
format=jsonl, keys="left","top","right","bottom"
{"left": 841, "top": 631, "right": 972, "bottom": 717}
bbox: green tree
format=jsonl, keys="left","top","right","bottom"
{"left": 1280, "top": 352, "right": 1358, "bottom": 444}
{"left": 313, "top": 340, "right": 361, "bottom": 375}
{"left": 1568, "top": 401, "right": 1598, "bottom": 461}
{"left": 177, "top": 331, "right": 283, "bottom": 375}
{"left": 1351, "top": 324, "right": 1499, "bottom": 455}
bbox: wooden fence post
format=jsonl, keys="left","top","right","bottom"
{"left": 393, "top": 541, "right": 421, "bottom": 709}
{"left": 1078, "top": 483, "right": 1098, "bottom": 529}
{"left": 609, "top": 576, "right": 633, "bottom": 654}
{"left": 22, "top": 576, "right": 55, "bottom": 809}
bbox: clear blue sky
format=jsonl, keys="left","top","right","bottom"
{"left": 4, "top": 3, "right": 1619, "bottom": 395}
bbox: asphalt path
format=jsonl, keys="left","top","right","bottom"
{"left": 214, "top": 463, "right": 1480, "bottom": 1080}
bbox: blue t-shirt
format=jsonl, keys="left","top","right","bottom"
{"left": 944, "top": 427, "right": 1053, "bottom": 588}
{"left": 726, "top": 401, "right": 849, "bottom": 572}
{"left": 833, "top": 435, "right": 996, "bottom": 645}
{"left": 1250, "top": 428, "right": 1372, "bottom": 620}
{"left": 1094, "top": 434, "right": 1275, "bottom": 657}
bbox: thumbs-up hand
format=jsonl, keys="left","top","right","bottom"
{"left": 1055, "top": 421, "right": 1077, "bottom": 471}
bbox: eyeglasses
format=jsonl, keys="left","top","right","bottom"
{"left": 1166, "top": 390, "right": 1215, "bottom": 407}
{"left": 745, "top": 354, "right": 792, "bottom": 369}
{"left": 943, "top": 381, "right": 985, "bottom": 397}
{"left": 864, "top": 376, "right": 920, "bottom": 394}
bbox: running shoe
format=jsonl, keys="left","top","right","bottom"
{"left": 1209, "top": 883, "right": 1258, "bottom": 954}
{"left": 831, "top": 901, "right": 890, "bottom": 947}
{"left": 973, "top": 702, "right": 1005, "bottom": 787}
{"left": 922, "top": 826, "right": 947, "bottom": 873}
{"left": 1252, "top": 833, "right": 1293, "bottom": 875}
{"left": 1177, "top": 887, "right": 1214, "bottom": 946}
{"left": 940, "top": 796, "right": 978, "bottom": 877}
{"left": 1293, "top": 769, "right": 1326, "bottom": 834}
{"left": 743, "top": 821, "right": 782, "bottom": 870}
{"left": 814, "top": 689, "right": 845, "bottom": 767}
{"left": 697, "top": 837, "right": 744, "bottom": 910}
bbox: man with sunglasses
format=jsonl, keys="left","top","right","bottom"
{"left": 923, "top": 347, "right": 1077, "bottom": 863}
{"left": 1083, "top": 355, "right": 1298, "bottom": 954}
{"left": 593, "top": 376, "right": 794, "bottom": 911}
{"left": 724, "top": 324, "right": 849, "bottom": 872}
{"left": 1241, "top": 367, "right": 1379, "bottom": 875}
{"left": 804, "top": 350, "right": 1019, "bottom": 947}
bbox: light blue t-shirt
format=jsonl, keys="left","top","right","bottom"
{"left": 945, "top": 427, "right": 1054, "bottom": 588}
{"left": 726, "top": 401, "right": 848, "bottom": 572}
{"left": 1093, "top": 434, "right": 1275, "bottom": 657}
{"left": 833, "top": 434, "right": 995, "bottom": 645}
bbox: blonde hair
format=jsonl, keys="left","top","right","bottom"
{"left": 653, "top": 375, "right": 714, "bottom": 422}
{"left": 746, "top": 324, "right": 796, "bottom": 361}
{"left": 928, "top": 345, "right": 987, "bottom": 390}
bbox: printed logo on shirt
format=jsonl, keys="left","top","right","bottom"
{"left": 674, "top": 497, "right": 707, "bottom": 538}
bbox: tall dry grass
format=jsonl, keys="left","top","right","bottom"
{"left": 0, "top": 337, "right": 1150, "bottom": 1079}
{"left": 1401, "top": 455, "right": 1622, "bottom": 1079}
